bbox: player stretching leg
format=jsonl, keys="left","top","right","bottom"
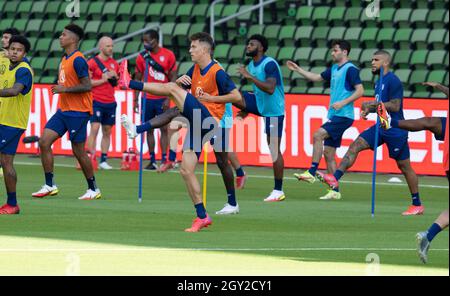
{"left": 317, "top": 50, "right": 424, "bottom": 216}
{"left": 32, "top": 24, "right": 101, "bottom": 200}
{"left": 287, "top": 40, "right": 364, "bottom": 200}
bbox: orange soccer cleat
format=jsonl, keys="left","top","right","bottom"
{"left": 184, "top": 215, "right": 212, "bottom": 232}
{"left": 402, "top": 205, "right": 425, "bottom": 216}
{"left": 0, "top": 203, "right": 20, "bottom": 215}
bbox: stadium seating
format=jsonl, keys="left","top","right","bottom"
{"left": 2, "top": 0, "right": 447, "bottom": 97}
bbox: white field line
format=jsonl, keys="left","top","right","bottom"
{"left": 16, "top": 161, "right": 449, "bottom": 189}
{"left": 0, "top": 247, "right": 448, "bottom": 252}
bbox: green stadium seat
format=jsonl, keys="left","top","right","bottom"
{"left": 0, "top": 19, "right": 14, "bottom": 32}
{"left": 85, "top": 21, "right": 102, "bottom": 39}
{"left": 394, "top": 69, "right": 411, "bottom": 87}
{"left": 296, "top": 6, "right": 314, "bottom": 26}
{"left": 295, "top": 26, "right": 313, "bottom": 47}
{"left": 349, "top": 48, "right": 362, "bottom": 62}
{"left": 178, "top": 62, "right": 192, "bottom": 76}
{"left": 99, "top": 21, "right": 116, "bottom": 36}
{"left": 360, "top": 49, "right": 374, "bottom": 67}
{"left": 293, "top": 47, "right": 313, "bottom": 65}
{"left": 277, "top": 47, "right": 296, "bottom": 64}
{"left": 80, "top": 40, "right": 97, "bottom": 53}
{"left": 343, "top": 7, "right": 362, "bottom": 27}
{"left": 279, "top": 26, "right": 296, "bottom": 47}
{"left": 161, "top": 3, "right": 179, "bottom": 23}
{"left": 220, "top": 4, "right": 239, "bottom": 28}
{"left": 310, "top": 48, "right": 329, "bottom": 67}
{"left": 40, "top": 20, "right": 57, "bottom": 37}
{"left": 265, "top": 46, "right": 279, "bottom": 61}
{"left": 328, "top": 7, "right": 346, "bottom": 26}
{"left": 394, "top": 28, "right": 413, "bottom": 50}
{"left": 26, "top": 20, "right": 43, "bottom": 36}
{"left": 427, "top": 70, "right": 447, "bottom": 85}
{"left": 0, "top": 1, "right": 5, "bottom": 12}
{"left": 378, "top": 8, "right": 396, "bottom": 27}
{"left": 410, "top": 9, "right": 429, "bottom": 28}
{"left": 427, "top": 10, "right": 447, "bottom": 28}
{"left": 45, "top": 57, "right": 61, "bottom": 75}
{"left": 123, "top": 41, "right": 141, "bottom": 56}
{"left": 172, "top": 23, "right": 191, "bottom": 46}
{"left": 112, "top": 41, "right": 126, "bottom": 58}
{"left": 280, "top": 65, "right": 291, "bottom": 85}
{"left": 147, "top": 3, "right": 164, "bottom": 22}
{"left": 131, "top": 3, "right": 149, "bottom": 22}
{"left": 117, "top": 2, "right": 133, "bottom": 20}
{"left": 376, "top": 28, "right": 396, "bottom": 48}
{"left": 188, "top": 24, "right": 206, "bottom": 38}
{"left": 393, "top": 49, "right": 412, "bottom": 68}
{"left": 30, "top": 1, "right": 48, "bottom": 18}
{"left": 40, "top": 76, "right": 57, "bottom": 84}
{"left": 263, "top": 25, "right": 281, "bottom": 46}
{"left": 3, "top": 1, "right": 19, "bottom": 18}
{"left": 290, "top": 86, "right": 308, "bottom": 93}
{"left": 206, "top": 3, "right": 224, "bottom": 19}
{"left": 12, "top": 19, "right": 28, "bottom": 33}
{"left": 17, "top": 1, "right": 33, "bottom": 18}
{"left": 307, "top": 87, "right": 325, "bottom": 94}
{"left": 88, "top": 1, "right": 105, "bottom": 18}
{"left": 237, "top": 5, "right": 254, "bottom": 21}
{"left": 359, "top": 68, "right": 374, "bottom": 83}
{"left": 35, "top": 38, "right": 52, "bottom": 55}
{"left": 102, "top": 1, "right": 119, "bottom": 20}
{"left": 176, "top": 3, "right": 194, "bottom": 22}
{"left": 409, "top": 70, "right": 429, "bottom": 87}
{"left": 128, "top": 21, "right": 146, "bottom": 36}
{"left": 328, "top": 27, "right": 346, "bottom": 41}
{"left": 228, "top": 45, "right": 245, "bottom": 63}
{"left": 427, "top": 50, "right": 448, "bottom": 70}
{"left": 410, "top": 29, "right": 430, "bottom": 50}
{"left": 161, "top": 23, "right": 176, "bottom": 47}
{"left": 409, "top": 50, "right": 428, "bottom": 69}
{"left": 312, "top": 7, "right": 330, "bottom": 26}
{"left": 214, "top": 44, "right": 231, "bottom": 61}
{"left": 114, "top": 21, "right": 130, "bottom": 36}
{"left": 311, "top": 27, "right": 330, "bottom": 47}
{"left": 227, "top": 64, "right": 241, "bottom": 79}
{"left": 30, "top": 57, "right": 46, "bottom": 71}
{"left": 393, "top": 8, "right": 412, "bottom": 28}
{"left": 27, "top": 37, "right": 37, "bottom": 51}
{"left": 427, "top": 29, "right": 448, "bottom": 50}
{"left": 55, "top": 19, "right": 72, "bottom": 35}
{"left": 192, "top": 4, "right": 209, "bottom": 23}
{"left": 49, "top": 39, "right": 61, "bottom": 53}
{"left": 360, "top": 28, "right": 379, "bottom": 49}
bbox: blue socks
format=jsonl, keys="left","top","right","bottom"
{"left": 136, "top": 122, "right": 152, "bottom": 134}
{"left": 194, "top": 203, "right": 207, "bottom": 219}
{"left": 274, "top": 179, "right": 283, "bottom": 191}
{"left": 412, "top": 193, "right": 421, "bottom": 206}
{"left": 129, "top": 80, "right": 144, "bottom": 91}
{"left": 227, "top": 189, "right": 237, "bottom": 206}
{"left": 236, "top": 167, "right": 245, "bottom": 177}
{"left": 308, "top": 162, "right": 319, "bottom": 175}
{"left": 87, "top": 176, "right": 97, "bottom": 191}
{"left": 427, "top": 223, "right": 442, "bottom": 242}
{"left": 7, "top": 192, "right": 17, "bottom": 206}
{"left": 169, "top": 150, "right": 177, "bottom": 162}
{"left": 334, "top": 170, "right": 344, "bottom": 181}
{"left": 45, "top": 172, "right": 54, "bottom": 187}
{"left": 150, "top": 152, "right": 156, "bottom": 164}
{"left": 100, "top": 153, "right": 107, "bottom": 163}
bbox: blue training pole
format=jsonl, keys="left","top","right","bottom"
{"left": 371, "top": 66, "right": 384, "bottom": 217}
{"left": 138, "top": 63, "right": 149, "bottom": 203}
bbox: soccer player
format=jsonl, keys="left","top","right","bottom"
{"left": 200, "top": 35, "right": 286, "bottom": 202}
{"left": 286, "top": 40, "right": 364, "bottom": 200}
{"left": 0, "top": 35, "right": 33, "bottom": 214}
{"left": 134, "top": 30, "right": 178, "bottom": 171}
{"left": 86, "top": 36, "right": 119, "bottom": 170}
{"left": 31, "top": 24, "right": 101, "bottom": 200}
{"left": 317, "top": 50, "right": 424, "bottom": 215}
{"left": 121, "top": 32, "right": 242, "bottom": 230}
{"left": 377, "top": 82, "right": 449, "bottom": 263}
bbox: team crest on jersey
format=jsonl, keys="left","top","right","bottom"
{"left": 59, "top": 69, "right": 66, "bottom": 83}
{"left": 110, "top": 64, "right": 115, "bottom": 69}
{"left": 195, "top": 87, "right": 204, "bottom": 97}
{"left": 160, "top": 56, "right": 165, "bottom": 62}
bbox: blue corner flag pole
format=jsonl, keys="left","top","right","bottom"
{"left": 371, "top": 66, "right": 384, "bottom": 217}
{"left": 138, "top": 63, "right": 149, "bottom": 203}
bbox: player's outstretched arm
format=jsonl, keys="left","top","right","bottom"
{"left": 0, "top": 83, "right": 25, "bottom": 97}
{"left": 198, "top": 89, "right": 242, "bottom": 104}
{"left": 286, "top": 60, "right": 323, "bottom": 82}
{"left": 422, "top": 82, "right": 449, "bottom": 97}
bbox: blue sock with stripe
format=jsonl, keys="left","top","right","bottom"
{"left": 169, "top": 150, "right": 177, "bottom": 162}
{"left": 227, "top": 189, "right": 237, "bottom": 206}
{"left": 235, "top": 167, "right": 245, "bottom": 177}
{"left": 194, "top": 203, "right": 207, "bottom": 219}
{"left": 45, "top": 172, "right": 54, "bottom": 187}
{"left": 7, "top": 192, "right": 17, "bottom": 206}
{"left": 308, "top": 162, "right": 319, "bottom": 175}
{"left": 100, "top": 153, "right": 107, "bottom": 163}
{"left": 426, "top": 223, "right": 442, "bottom": 242}
{"left": 87, "top": 176, "right": 97, "bottom": 191}
{"left": 412, "top": 192, "right": 421, "bottom": 206}
{"left": 274, "top": 179, "right": 283, "bottom": 191}
{"left": 136, "top": 122, "right": 152, "bottom": 134}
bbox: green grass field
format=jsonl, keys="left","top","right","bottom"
{"left": 0, "top": 154, "right": 448, "bottom": 275}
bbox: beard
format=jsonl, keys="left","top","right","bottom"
{"left": 371, "top": 67, "right": 380, "bottom": 75}
{"left": 245, "top": 49, "right": 258, "bottom": 57}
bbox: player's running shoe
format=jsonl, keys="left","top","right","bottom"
{"left": 157, "top": 161, "right": 175, "bottom": 173}
{"left": 377, "top": 102, "right": 391, "bottom": 130}
{"left": 216, "top": 203, "right": 240, "bottom": 215}
{"left": 78, "top": 189, "right": 102, "bottom": 200}
{"left": 236, "top": 174, "right": 247, "bottom": 189}
{"left": 402, "top": 205, "right": 425, "bottom": 216}
{"left": 294, "top": 170, "right": 316, "bottom": 184}
{"left": 32, "top": 185, "right": 59, "bottom": 198}
{"left": 144, "top": 162, "right": 158, "bottom": 170}
{"left": 0, "top": 204, "right": 20, "bottom": 215}
{"left": 99, "top": 162, "right": 113, "bottom": 170}
{"left": 185, "top": 215, "right": 212, "bottom": 232}
{"left": 319, "top": 189, "right": 342, "bottom": 200}
{"left": 316, "top": 171, "right": 339, "bottom": 190}
{"left": 121, "top": 114, "right": 138, "bottom": 139}
{"left": 263, "top": 190, "right": 286, "bottom": 202}
{"left": 416, "top": 231, "right": 430, "bottom": 264}
{"left": 118, "top": 60, "right": 131, "bottom": 90}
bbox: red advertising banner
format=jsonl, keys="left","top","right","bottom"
{"left": 18, "top": 85, "right": 447, "bottom": 176}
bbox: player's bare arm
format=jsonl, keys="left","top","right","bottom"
{"left": 198, "top": 89, "right": 242, "bottom": 104}
{"left": 286, "top": 60, "right": 323, "bottom": 82}
{"left": 422, "top": 82, "right": 449, "bottom": 97}
{"left": 0, "top": 82, "right": 25, "bottom": 97}
{"left": 176, "top": 74, "right": 192, "bottom": 87}
{"left": 238, "top": 66, "right": 276, "bottom": 95}
{"left": 52, "top": 76, "right": 92, "bottom": 94}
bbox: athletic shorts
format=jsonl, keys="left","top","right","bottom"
{"left": 360, "top": 125, "right": 410, "bottom": 161}
{"left": 435, "top": 117, "right": 447, "bottom": 141}
{"left": 143, "top": 98, "right": 166, "bottom": 122}
{"left": 45, "top": 110, "right": 90, "bottom": 143}
{"left": 90, "top": 101, "right": 117, "bottom": 126}
{"left": 242, "top": 91, "right": 284, "bottom": 138}
{"left": 181, "top": 93, "right": 218, "bottom": 158}
{"left": 322, "top": 116, "right": 354, "bottom": 148}
{"left": 0, "top": 124, "right": 25, "bottom": 155}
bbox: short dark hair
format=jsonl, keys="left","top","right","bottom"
{"left": 248, "top": 34, "right": 268, "bottom": 52}
{"left": 9, "top": 35, "right": 31, "bottom": 52}
{"left": 3, "top": 28, "right": 20, "bottom": 36}
{"left": 190, "top": 32, "right": 215, "bottom": 50}
{"left": 143, "top": 29, "right": 159, "bottom": 41}
{"left": 331, "top": 39, "right": 351, "bottom": 55}
{"left": 373, "top": 49, "right": 392, "bottom": 65}
{"left": 65, "top": 23, "right": 84, "bottom": 40}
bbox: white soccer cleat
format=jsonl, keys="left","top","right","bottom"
{"left": 78, "top": 189, "right": 102, "bottom": 200}
{"left": 121, "top": 114, "right": 137, "bottom": 139}
{"left": 263, "top": 190, "right": 286, "bottom": 202}
{"left": 215, "top": 203, "right": 240, "bottom": 215}
{"left": 319, "top": 189, "right": 342, "bottom": 200}
{"left": 32, "top": 184, "right": 59, "bottom": 198}
{"left": 99, "top": 162, "right": 113, "bottom": 170}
